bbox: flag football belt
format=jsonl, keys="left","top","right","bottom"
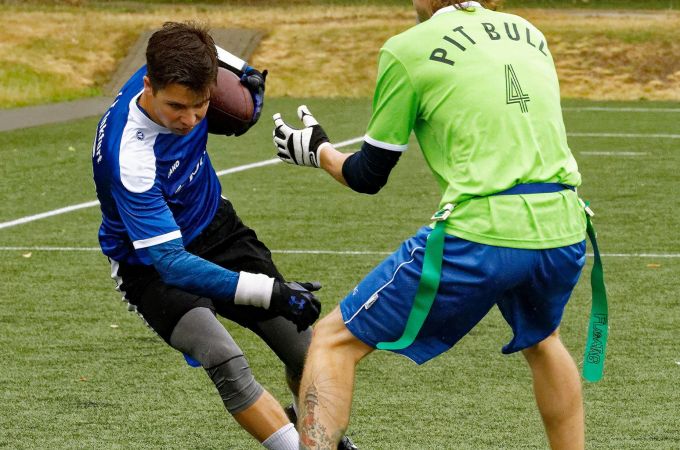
{"left": 377, "top": 183, "right": 609, "bottom": 382}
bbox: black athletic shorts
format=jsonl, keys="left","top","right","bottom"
{"left": 114, "top": 197, "right": 285, "bottom": 343}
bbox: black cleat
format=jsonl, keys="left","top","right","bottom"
{"left": 284, "top": 404, "right": 359, "bottom": 450}
{"left": 338, "top": 435, "right": 359, "bottom": 450}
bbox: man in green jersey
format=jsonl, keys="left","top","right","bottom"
{"left": 271, "top": 1, "right": 587, "bottom": 449}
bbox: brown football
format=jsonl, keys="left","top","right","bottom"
{"left": 206, "top": 67, "right": 254, "bottom": 135}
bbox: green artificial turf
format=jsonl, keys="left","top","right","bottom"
{"left": 0, "top": 97, "right": 679, "bottom": 448}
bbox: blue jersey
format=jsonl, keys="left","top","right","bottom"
{"left": 92, "top": 66, "right": 221, "bottom": 265}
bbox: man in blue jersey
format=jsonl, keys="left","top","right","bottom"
{"left": 272, "top": 1, "right": 588, "bottom": 449}
{"left": 92, "top": 22, "right": 356, "bottom": 450}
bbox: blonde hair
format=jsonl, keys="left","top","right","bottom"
{"left": 431, "top": 0, "right": 501, "bottom": 11}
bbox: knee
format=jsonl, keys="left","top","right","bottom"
{"left": 311, "top": 308, "right": 349, "bottom": 347}
{"left": 191, "top": 338, "right": 234, "bottom": 368}
{"left": 522, "top": 329, "right": 561, "bottom": 361}
{"left": 310, "top": 308, "right": 372, "bottom": 364}
{"left": 206, "top": 355, "right": 264, "bottom": 415}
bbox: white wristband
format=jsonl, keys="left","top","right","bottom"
{"left": 234, "top": 272, "right": 275, "bottom": 309}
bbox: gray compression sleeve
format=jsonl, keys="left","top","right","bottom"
{"left": 170, "top": 308, "right": 263, "bottom": 413}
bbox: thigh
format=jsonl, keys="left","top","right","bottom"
{"left": 113, "top": 260, "right": 215, "bottom": 343}
{"left": 188, "top": 197, "right": 284, "bottom": 280}
{"left": 187, "top": 198, "right": 286, "bottom": 326}
{"left": 340, "top": 227, "right": 504, "bottom": 365}
{"left": 249, "top": 316, "right": 312, "bottom": 377}
{"left": 170, "top": 307, "right": 244, "bottom": 368}
{"left": 497, "top": 240, "right": 587, "bottom": 354}
{"left": 314, "top": 307, "right": 374, "bottom": 362}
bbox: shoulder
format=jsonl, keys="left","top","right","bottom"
{"left": 381, "top": 23, "right": 422, "bottom": 58}
{"left": 478, "top": 8, "right": 546, "bottom": 37}
{"left": 118, "top": 114, "right": 163, "bottom": 194}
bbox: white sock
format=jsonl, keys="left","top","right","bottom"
{"left": 262, "top": 423, "right": 299, "bottom": 450}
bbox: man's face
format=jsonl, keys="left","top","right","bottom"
{"left": 413, "top": 0, "right": 434, "bottom": 22}
{"left": 143, "top": 77, "right": 211, "bottom": 135}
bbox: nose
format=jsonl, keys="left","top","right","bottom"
{"left": 180, "top": 109, "right": 203, "bottom": 128}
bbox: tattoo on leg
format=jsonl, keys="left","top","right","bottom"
{"left": 299, "top": 383, "right": 344, "bottom": 450}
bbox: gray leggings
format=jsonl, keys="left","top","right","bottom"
{"left": 169, "top": 307, "right": 311, "bottom": 414}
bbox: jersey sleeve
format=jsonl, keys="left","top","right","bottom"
{"left": 111, "top": 179, "right": 181, "bottom": 250}
{"left": 364, "top": 48, "right": 418, "bottom": 152}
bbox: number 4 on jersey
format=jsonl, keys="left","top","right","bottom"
{"left": 505, "top": 64, "right": 530, "bottom": 113}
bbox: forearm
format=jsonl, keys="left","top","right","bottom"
{"left": 318, "top": 142, "right": 352, "bottom": 186}
{"left": 147, "top": 240, "right": 273, "bottom": 306}
{"left": 145, "top": 240, "right": 321, "bottom": 330}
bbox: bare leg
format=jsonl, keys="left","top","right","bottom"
{"left": 522, "top": 329, "right": 585, "bottom": 450}
{"left": 233, "top": 390, "right": 292, "bottom": 442}
{"left": 298, "top": 307, "right": 373, "bottom": 450}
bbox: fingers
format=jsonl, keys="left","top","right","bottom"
{"left": 273, "top": 108, "right": 317, "bottom": 132}
{"left": 273, "top": 113, "right": 297, "bottom": 133}
{"left": 271, "top": 114, "right": 295, "bottom": 164}
{"left": 240, "top": 67, "right": 266, "bottom": 91}
{"left": 297, "top": 281, "right": 322, "bottom": 292}
{"left": 297, "top": 296, "right": 322, "bottom": 332}
{"left": 297, "top": 105, "right": 319, "bottom": 127}
{"left": 272, "top": 113, "right": 294, "bottom": 141}
{"left": 273, "top": 125, "right": 286, "bottom": 142}
{"left": 272, "top": 112, "right": 285, "bottom": 129}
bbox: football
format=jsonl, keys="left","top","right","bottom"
{"left": 206, "top": 67, "right": 254, "bottom": 135}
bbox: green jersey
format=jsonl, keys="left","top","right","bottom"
{"left": 365, "top": 3, "right": 586, "bottom": 249}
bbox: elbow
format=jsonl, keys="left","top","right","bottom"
{"left": 146, "top": 244, "right": 182, "bottom": 283}
{"left": 341, "top": 142, "right": 400, "bottom": 196}
{"left": 351, "top": 182, "right": 384, "bottom": 195}
{"left": 152, "top": 257, "right": 175, "bottom": 284}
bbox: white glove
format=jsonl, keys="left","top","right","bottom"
{"left": 272, "top": 105, "right": 329, "bottom": 168}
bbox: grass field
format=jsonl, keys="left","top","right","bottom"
{"left": 1, "top": 97, "right": 679, "bottom": 449}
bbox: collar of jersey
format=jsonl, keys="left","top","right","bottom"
{"left": 129, "top": 90, "right": 173, "bottom": 135}
{"left": 433, "top": 1, "right": 483, "bottom": 17}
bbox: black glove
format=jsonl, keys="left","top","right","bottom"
{"left": 236, "top": 66, "right": 267, "bottom": 136}
{"left": 270, "top": 280, "right": 322, "bottom": 331}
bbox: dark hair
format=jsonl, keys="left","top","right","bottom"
{"left": 145, "top": 21, "right": 218, "bottom": 94}
{"left": 431, "top": 0, "right": 501, "bottom": 11}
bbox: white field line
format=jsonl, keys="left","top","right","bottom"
{"left": 0, "top": 200, "right": 101, "bottom": 230}
{"left": 0, "top": 136, "right": 365, "bottom": 231}
{"left": 1, "top": 246, "right": 679, "bottom": 258}
{"left": 563, "top": 107, "right": 680, "bottom": 113}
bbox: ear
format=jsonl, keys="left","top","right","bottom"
{"left": 142, "top": 76, "right": 155, "bottom": 96}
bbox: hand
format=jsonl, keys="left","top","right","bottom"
{"left": 270, "top": 280, "right": 322, "bottom": 331}
{"left": 236, "top": 66, "right": 267, "bottom": 135}
{"left": 272, "top": 105, "right": 329, "bottom": 168}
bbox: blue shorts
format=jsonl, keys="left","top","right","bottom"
{"left": 340, "top": 227, "right": 586, "bottom": 364}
